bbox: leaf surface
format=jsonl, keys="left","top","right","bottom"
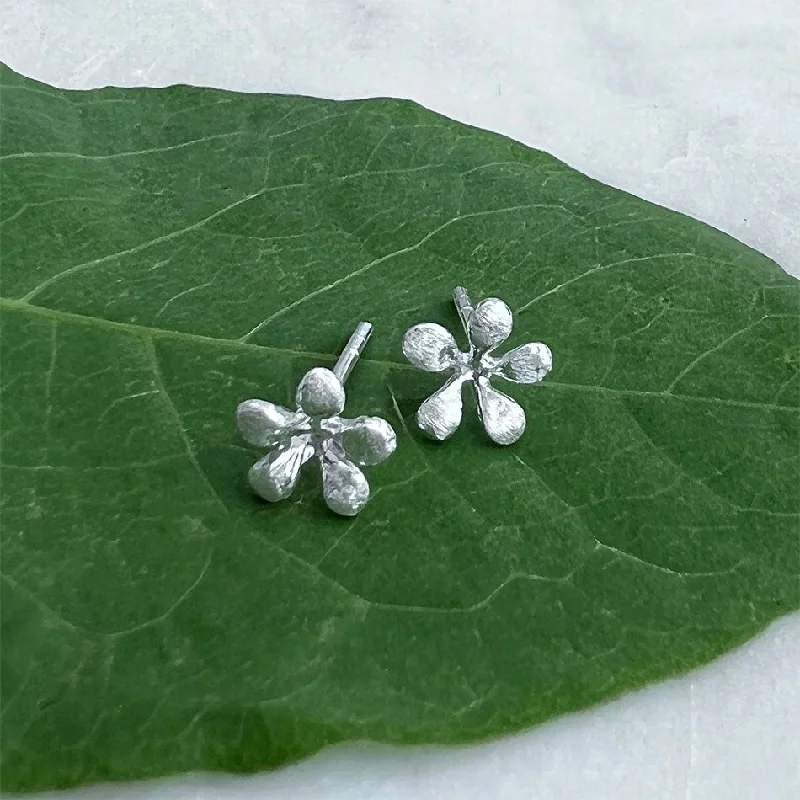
{"left": 1, "top": 64, "right": 798, "bottom": 792}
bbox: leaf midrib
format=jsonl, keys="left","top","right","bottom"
{"left": 2, "top": 296, "right": 796, "bottom": 415}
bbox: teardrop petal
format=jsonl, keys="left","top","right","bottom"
{"left": 416, "top": 376, "right": 464, "bottom": 441}
{"left": 247, "top": 441, "right": 311, "bottom": 502}
{"left": 402, "top": 323, "right": 460, "bottom": 372}
{"left": 468, "top": 298, "right": 513, "bottom": 351}
{"left": 499, "top": 342, "right": 553, "bottom": 384}
{"left": 322, "top": 457, "right": 370, "bottom": 516}
{"left": 338, "top": 417, "right": 397, "bottom": 466}
{"left": 476, "top": 376, "right": 526, "bottom": 445}
{"left": 296, "top": 367, "right": 345, "bottom": 417}
{"left": 237, "top": 399, "right": 303, "bottom": 447}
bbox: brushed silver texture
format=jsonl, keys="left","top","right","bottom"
{"left": 237, "top": 323, "right": 396, "bottom": 516}
{"left": 403, "top": 287, "right": 552, "bottom": 445}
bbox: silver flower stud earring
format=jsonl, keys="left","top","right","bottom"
{"left": 403, "top": 287, "right": 552, "bottom": 445}
{"left": 237, "top": 323, "right": 396, "bottom": 516}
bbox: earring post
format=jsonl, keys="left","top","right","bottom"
{"left": 453, "top": 286, "right": 474, "bottom": 332}
{"left": 333, "top": 322, "right": 373, "bottom": 383}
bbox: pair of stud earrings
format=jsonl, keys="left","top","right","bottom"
{"left": 236, "top": 287, "right": 553, "bottom": 516}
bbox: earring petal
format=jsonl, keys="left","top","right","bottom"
{"left": 468, "top": 297, "right": 513, "bottom": 351}
{"left": 322, "top": 456, "right": 370, "bottom": 516}
{"left": 417, "top": 375, "right": 465, "bottom": 441}
{"left": 248, "top": 439, "right": 312, "bottom": 502}
{"left": 498, "top": 342, "right": 553, "bottom": 384}
{"left": 296, "top": 367, "right": 346, "bottom": 417}
{"left": 402, "top": 323, "right": 460, "bottom": 372}
{"left": 237, "top": 399, "right": 305, "bottom": 447}
{"left": 338, "top": 416, "right": 397, "bottom": 466}
{"left": 475, "top": 376, "right": 526, "bottom": 445}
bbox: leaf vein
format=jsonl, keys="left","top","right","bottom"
{"left": 239, "top": 203, "right": 577, "bottom": 341}
{"left": 666, "top": 318, "right": 766, "bottom": 392}
{"left": 2, "top": 298, "right": 796, "bottom": 415}
{"left": 0, "top": 131, "right": 244, "bottom": 162}
{"left": 518, "top": 252, "right": 698, "bottom": 313}
{"left": 20, "top": 183, "right": 306, "bottom": 302}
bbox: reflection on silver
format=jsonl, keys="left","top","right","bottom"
{"left": 237, "top": 323, "right": 396, "bottom": 516}
{"left": 403, "top": 287, "right": 553, "bottom": 445}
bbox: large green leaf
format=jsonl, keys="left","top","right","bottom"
{"left": 1, "top": 63, "right": 798, "bottom": 792}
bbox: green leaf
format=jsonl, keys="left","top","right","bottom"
{"left": 1, "top": 63, "right": 798, "bottom": 792}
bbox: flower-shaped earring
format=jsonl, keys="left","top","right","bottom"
{"left": 237, "top": 323, "right": 396, "bottom": 516}
{"left": 403, "top": 287, "right": 552, "bottom": 445}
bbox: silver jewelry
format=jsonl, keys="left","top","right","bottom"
{"left": 402, "top": 287, "right": 552, "bottom": 445}
{"left": 237, "top": 323, "right": 396, "bottom": 516}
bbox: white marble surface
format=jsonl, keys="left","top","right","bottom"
{"left": 2, "top": 1, "right": 799, "bottom": 798}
